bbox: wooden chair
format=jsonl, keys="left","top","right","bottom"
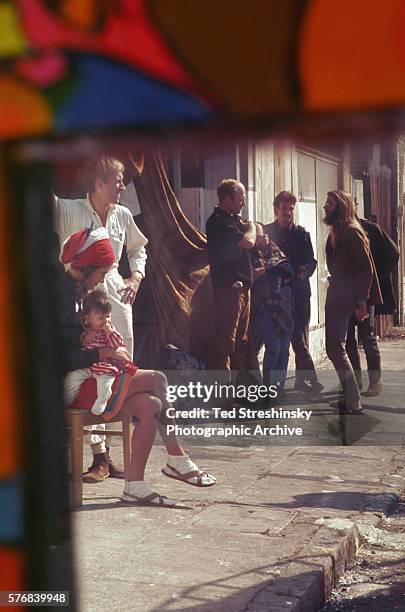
{"left": 66, "top": 409, "right": 133, "bottom": 507}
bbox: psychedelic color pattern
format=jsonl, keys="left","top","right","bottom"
{"left": 0, "top": 1, "right": 405, "bottom": 139}
{"left": 1, "top": 0, "right": 405, "bottom": 594}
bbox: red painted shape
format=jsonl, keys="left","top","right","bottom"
{"left": 16, "top": 0, "right": 204, "bottom": 93}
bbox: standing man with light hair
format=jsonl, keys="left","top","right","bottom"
{"left": 264, "top": 191, "right": 323, "bottom": 393}
{"left": 206, "top": 179, "right": 267, "bottom": 375}
{"left": 324, "top": 190, "right": 382, "bottom": 414}
{"left": 55, "top": 156, "right": 148, "bottom": 482}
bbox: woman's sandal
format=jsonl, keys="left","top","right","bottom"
{"left": 161, "top": 464, "right": 216, "bottom": 487}
{"left": 121, "top": 491, "right": 176, "bottom": 507}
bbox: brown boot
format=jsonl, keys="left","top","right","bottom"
{"left": 363, "top": 380, "right": 382, "bottom": 397}
{"left": 106, "top": 448, "right": 125, "bottom": 479}
{"left": 83, "top": 452, "right": 110, "bottom": 483}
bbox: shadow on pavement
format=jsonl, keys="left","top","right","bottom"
{"left": 149, "top": 559, "right": 328, "bottom": 611}
{"left": 75, "top": 500, "right": 194, "bottom": 511}
{"left": 258, "top": 471, "right": 383, "bottom": 488}
{"left": 361, "top": 404, "right": 405, "bottom": 414}
{"left": 265, "top": 491, "right": 397, "bottom": 513}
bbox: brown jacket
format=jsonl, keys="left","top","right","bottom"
{"left": 326, "top": 223, "right": 382, "bottom": 313}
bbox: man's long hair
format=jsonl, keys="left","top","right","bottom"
{"left": 327, "top": 190, "right": 366, "bottom": 244}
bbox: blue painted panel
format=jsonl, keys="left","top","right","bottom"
{"left": 0, "top": 477, "right": 23, "bottom": 544}
{"left": 54, "top": 53, "right": 212, "bottom": 130}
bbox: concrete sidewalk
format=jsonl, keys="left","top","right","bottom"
{"left": 73, "top": 338, "right": 405, "bottom": 612}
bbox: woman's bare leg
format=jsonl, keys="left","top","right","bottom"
{"left": 126, "top": 369, "right": 185, "bottom": 456}
{"left": 157, "top": 410, "right": 184, "bottom": 456}
{"left": 124, "top": 370, "right": 216, "bottom": 487}
{"left": 121, "top": 392, "right": 160, "bottom": 481}
{"left": 121, "top": 392, "right": 176, "bottom": 506}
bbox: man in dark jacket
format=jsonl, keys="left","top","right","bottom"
{"left": 264, "top": 191, "right": 323, "bottom": 393}
{"left": 206, "top": 179, "right": 267, "bottom": 375}
{"left": 345, "top": 213, "right": 399, "bottom": 396}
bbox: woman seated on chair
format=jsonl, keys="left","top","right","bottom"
{"left": 57, "top": 226, "right": 216, "bottom": 507}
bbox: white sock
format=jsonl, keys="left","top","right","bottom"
{"left": 167, "top": 454, "right": 198, "bottom": 474}
{"left": 91, "top": 403, "right": 105, "bottom": 416}
{"left": 124, "top": 480, "right": 155, "bottom": 498}
{"left": 91, "top": 443, "right": 106, "bottom": 454}
{"left": 124, "top": 480, "right": 176, "bottom": 506}
{"left": 165, "top": 455, "right": 216, "bottom": 485}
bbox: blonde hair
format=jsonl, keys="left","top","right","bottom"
{"left": 84, "top": 156, "right": 125, "bottom": 194}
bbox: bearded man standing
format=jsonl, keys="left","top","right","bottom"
{"left": 324, "top": 190, "right": 382, "bottom": 414}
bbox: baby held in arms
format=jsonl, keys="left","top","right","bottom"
{"left": 80, "top": 289, "right": 137, "bottom": 415}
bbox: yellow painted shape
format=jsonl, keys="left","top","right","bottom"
{"left": 299, "top": 0, "right": 405, "bottom": 110}
{"left": 0, "top": 3, "right": 29, "bottom": 58}
{"left": 0, "top": 75, "right": 51, "bottom": 140}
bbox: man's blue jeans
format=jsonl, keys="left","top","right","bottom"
{"left": 261, "top": 308, "right": 291, "bottom": 389}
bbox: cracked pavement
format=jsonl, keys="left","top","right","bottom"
{"left": 72, "top": 338, "right": 405, "bottom": 611}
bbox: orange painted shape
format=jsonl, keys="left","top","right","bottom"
{"left": 59, "top": 0, "right": 111, "bottom": 31}
{"left": 0, "top": 75, "right": 51, "bottom": 140}
{"left": 0, "top": 79, "right": 49, "bottom": 472}
{"left": 0, "top": 160, "right": 24, "bottom": 476}
{"left": 299, "top": 0, "right": 405, "bottom": 110}
{"left": 0, "top": 547, "right": 24, "bottom": 591}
